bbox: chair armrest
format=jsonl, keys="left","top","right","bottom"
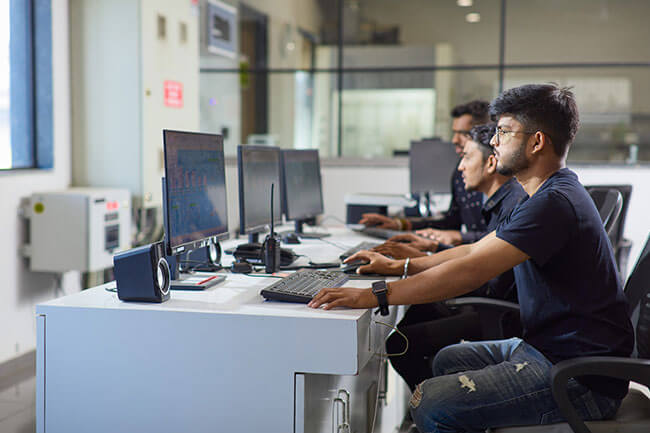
{"left": 551, "top": 357, "right": 650, "bottom": 433}
{"left": 444, "top": 297, "right": 521, "bottom": 340}
{"left": 444, "top": 297, "right": 520, "bottom": 314}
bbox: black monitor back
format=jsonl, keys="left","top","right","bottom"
{"left": 409, "top": 139, "right": 458, "bottom": 194}
{"left": 237, "top": 145, "right": 283, "bottom": 235}
{"left": 280, "top": 149, "right": 324, "bottom": 221}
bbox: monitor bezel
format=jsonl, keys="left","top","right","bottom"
{"left": 280, "top": 149, "right": 324, "bottom": 222}
{"left": 162, "top": 129, "right": 230, "bottom": 257}
{"left": 237, "top": 144, "right": 284, "bottom": 236}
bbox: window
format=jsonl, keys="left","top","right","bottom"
{"left": 1, "top": 0, "right": 52, "bottom": 170}
{"left": 1, "top": 0, "right": 11, "bottom": 168}
{"left": 199, "top": 0, "right": 650, "bottom": 162}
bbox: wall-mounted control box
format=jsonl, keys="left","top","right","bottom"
{"left": 23, "top": 188, "right": 131, "bottom": 272}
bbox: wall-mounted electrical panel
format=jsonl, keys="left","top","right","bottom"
{"left": 22, "top": 188, "right": 131, "bottom": 273}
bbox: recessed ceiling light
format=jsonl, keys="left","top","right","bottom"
{"left": 466, "top": 12, "right": 481, "bottom": 23}
{"left": 457, "top": 0, "right": 473, "bottom": 6}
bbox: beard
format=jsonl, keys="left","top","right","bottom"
{"left": 496, "top": 143, "right": 529, "bottom": 176}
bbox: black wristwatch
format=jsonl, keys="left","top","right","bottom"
{"left": 371, "top": 281, "right": 389, "bottom": 316}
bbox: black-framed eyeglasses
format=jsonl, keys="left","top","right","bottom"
{"left": 493, "top": 126, "right": 538, "bottom": 145}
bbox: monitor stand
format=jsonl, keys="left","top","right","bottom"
{"left": 169, "top": 251, "right": 226, "bottom": 290}
{"left": 281, "top": 220, "right": 331, "bottom": 239}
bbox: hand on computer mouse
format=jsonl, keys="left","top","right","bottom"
{"left": 387, "top": 233, "right": 438, "bottom": 252}
{"left": 358, "top": 213, "right": 399, "bottom": 229}
{"left": 340, "top": 259, "right": 368, "bottom": 274}
{"left": 371, "top": 241, "right": 427, "bottom": 260}
{"left": 343, "top": 250, "right": 401, "bottom": 276}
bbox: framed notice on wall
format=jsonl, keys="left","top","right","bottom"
{"left": 206, "top": 0, "right": 237, "bottom": 58}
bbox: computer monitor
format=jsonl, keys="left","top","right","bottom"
{"left": 163, "top": 130, "right": 229, "bottom": 258}
{"left": 237, "top": 145, "right": 282, "bottom": 243}
{"left": 409, "top": 139, "right": 459, "bottom": 195}
{"left": 280, "top": 149, "right": 324, "bottom": 235}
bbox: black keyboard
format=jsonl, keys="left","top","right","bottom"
{"left": 359, "top": 227, "right": 403, "bottom": 239}
{"left": 339, "top": 241, "right": 381, "bottom": 259}
{"left": 260, "top": 270, "right": 349, "bottom": 303}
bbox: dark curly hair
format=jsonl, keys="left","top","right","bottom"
{"left": 451, "top": 100, "right": 490, "bottom": 125}
{"left": 470, "top": 123, "right": 496, "bottom": 161}
{"left": 489, "top": 83, "right": 579, "bottom": 157}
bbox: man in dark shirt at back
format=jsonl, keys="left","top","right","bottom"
{"left": 310, "top": 84, "right": 634, "bottom": 432}
{"left": 360, "top": 100, "right": 490, "bottom": 247}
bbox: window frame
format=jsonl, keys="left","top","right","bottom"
{"left": 3, "top": 0, "right": 52, "bottom": 171}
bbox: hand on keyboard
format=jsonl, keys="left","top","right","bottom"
{"left": 371, "top": 241, "right": 427, "bottom": 260}
{"left": 358, "top": 213, "right": 399, "bottom": 229}
{"left": 387, "top": 233, "right": 439, "bottom": 252}
{"left": 308, "top": 285, "right": 377, "bottom": 311}
{"left": 343, "top": 251, "right": 401, "bottom": 276}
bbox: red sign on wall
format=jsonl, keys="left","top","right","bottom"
{"left": 164, "top": 80, "right": 183, "bottom": 108}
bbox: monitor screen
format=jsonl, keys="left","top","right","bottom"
{"left": 163, "top": 130, "right": 228, "bottom": 254}
{"left": 281, "top": 149, "right": 324, "bottom": 221}
{"left": 237, "top": 145, "right": 282, "bottom": 235}
{"left": 409, "top": 139, "right": 459, "bottom": 194}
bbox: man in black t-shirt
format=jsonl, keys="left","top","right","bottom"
{"left": 373, "top": 123, "right": 528, "bottom": 392}
{"left": 309, "top": 84, "right": 633, "bottom": 432}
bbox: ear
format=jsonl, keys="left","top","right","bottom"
{"left": 530, "top": 131, "right": 549, "bottom": 155}
{"left": 485, "top": 154, "right": 498, "bottom": 174}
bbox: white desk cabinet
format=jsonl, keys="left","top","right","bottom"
{"left": 37, "top": 231, "right": 410, "bottom": 432}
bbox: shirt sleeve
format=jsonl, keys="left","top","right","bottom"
{"left": 496, "top": 191, "right": 575, "bottom": 266}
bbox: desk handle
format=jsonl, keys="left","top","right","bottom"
{"left": 378, "top": 359, "right": 388, "bottom": 403}
{"left": 337, "top": 389, "right": 350, "bottom": 423}
{"left": 332, "top": 397, "right": 345, "bottom": 433}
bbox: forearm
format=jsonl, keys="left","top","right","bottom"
{"left": 386, "top": 234, "right": 521, "bottom": 305}
{"left": 386, "top": 255, "right": 490, "bottom": 305}
{"left": 406, "top": 243, "right": 473, "bottom": 274}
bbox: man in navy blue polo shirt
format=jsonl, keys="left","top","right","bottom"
{"left": 373, "top": 123, "right": 528, "bottom": 392}
{"left": 309, "top": 84, "right": 633, "bottom": 432}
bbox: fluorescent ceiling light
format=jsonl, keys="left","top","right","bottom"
{"left": 457, "top": 0, "right": 473, "bottom": 6}
{"left": 465, "top": 12, "right": 481, "bottom": 23}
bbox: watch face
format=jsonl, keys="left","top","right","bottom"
{"left": 372, "top": 281, "right": 387, "bottom": 293}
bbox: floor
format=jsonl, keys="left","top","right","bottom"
{"left": 0, "top": 368, "right": 35, "bottom": 433}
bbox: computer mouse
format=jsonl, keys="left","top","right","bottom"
{"left": 282, "top": 233, "right": 301, "bottom": 244}
{"left": 340, "top": 259, "right": 369, "bottom": 274}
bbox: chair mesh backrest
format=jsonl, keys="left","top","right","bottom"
{"left": 586, "top": 184, "right": 632, "bottom": 248}
{"left": 587, "top": 188, "right": 623, "bottom": 236}
{"left": 625, "top": 234, "right": 650, "bottom": 358}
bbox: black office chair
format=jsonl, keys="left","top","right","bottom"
{"left": 586, "top": 185, "right": 633, "bottom": 277}
{"left": 587, "top": 187, "right": 623, "bottom": 237}
{"left": 449, "top": 234, "right": 650, "bottom": 433}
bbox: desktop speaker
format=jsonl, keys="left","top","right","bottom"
{"left": 114, "top": 241, "right": 171, "bottom": 303}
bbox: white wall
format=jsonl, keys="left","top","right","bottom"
{"left": 0, "top": 0, "right": 75, "bottom": 364}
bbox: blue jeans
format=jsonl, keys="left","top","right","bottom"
{"left": 409, "top": 338, "right": 621, "bottom": 433}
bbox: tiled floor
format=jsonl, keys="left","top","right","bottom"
{"left": 0, "top": 375, "right": 35, "bottom": 433}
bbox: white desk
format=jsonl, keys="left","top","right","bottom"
{"left": 36, "top": 228, "right": 410, "bottom": 433}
